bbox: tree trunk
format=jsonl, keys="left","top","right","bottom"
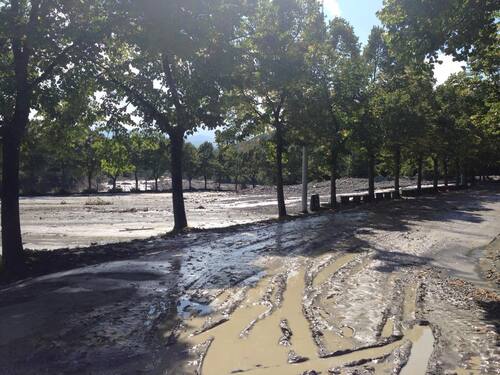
{"left": 88, "top": 171, "right": 93, "bottom": 192}
{"left": 1, "top": 133, "right": 25, "bottom": 272}
{"left": 330, "top": 150, "right": 338, "bottom": 208}
{"left": 204, "top": 175, "right": 207, "bottom": 190}
{"left": 463, "top": 165, "right": 468, "bottom": 187}
{"left": 275, "top": 121, "right": 287, "bottom": 218}
{"left": 169, "top": 130, "right": 188, "bottom": 231}
{"left": 443, "top": 158, "right": 449, "bottom": 187}
{"left": 432, "top": 157, "right": 439, "bottom": 191}
{"left": 188, "top": 177, "right": 192, "bottom": 190}
{"left": 393, "top": 146, "right": 401, "bottom": 198}
{"left": 367, "top": 151, "right": 375, "bottom": 201}
{"left": 155, "top": 177, "right": 159, "bottom": 192}
{"left": 112, "top": 177, "right": 117, "bottom": 191}
{"left": 301, "top": 145, "right": 308, "bottom": 213}
{"left": 455, "top": 159, "right": 460, "bottom": 187}
{"left": 234, "top": 176, "right": 238, "bottom": 192}
{"left": 135, "top": 170, "right": 139, "bottom": 191}
{"left": 61, "top": 162, "right": 67, "bottom": 192}
{"left": 417, "top": 155, "right": 423, "bottom": 194}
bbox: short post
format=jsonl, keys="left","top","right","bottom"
{"left": 310, "top": 194, "right": 320, "bottom": 212}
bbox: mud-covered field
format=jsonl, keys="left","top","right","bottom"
{"left": 0, "top": 186, "right": 498, "bottom": 375}
{"left": 10, "top": 177, "right": 435, "bottom": 252}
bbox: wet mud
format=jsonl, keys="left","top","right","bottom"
{"left": 0, "top": 187, "right": 499, "bottom": 374}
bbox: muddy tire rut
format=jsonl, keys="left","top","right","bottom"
{"left": 167, "top": 250, "right": 498, "bottom": 374}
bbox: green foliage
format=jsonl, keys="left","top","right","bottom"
{"left": 3, "top": 0, "right": 499, "bottom": 202}
{"left": 183, "top": 143, "right": 200, "bottom": 185}
{"left": 379, "top": 0, "right": 499, "bottom": 77}
{"left": 198, "top": 142, "right": 216, "bottom": 185}
{"left": 95, "top": 132, "right": 133, "bottom": 189}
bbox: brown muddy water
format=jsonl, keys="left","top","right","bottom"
{"left": 177, "top": 256, "right": 439, "bottom": 375}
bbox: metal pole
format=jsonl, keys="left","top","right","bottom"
{"left": 302, "top": 145, "right": 308, "bottom": 213}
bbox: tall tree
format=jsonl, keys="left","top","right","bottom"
{"left": 0, "top": 0, "right": 106, "bottom": 271}
{"left": 129, "top": 129, "right": 148, "bottom": 191}
{"left": 96, "top": 131, "right": 133, "bottom": 191}
{"left": 371, "top": 63, "right": 434, "bottom": 197}
{"left": 299, "top": 16, "right": 363, "bottom": 206}
{"left": 198, "top": 141, "right": 216, "bottom": 190}
{"left": 100, "top": 0, "right": 245, "bottom": 231}
{"left": 357, "top": 26, "right": 389, "bottom": 199}
{"left": 233, "top": 0, "right": 322, "bottom": 217}
{"left": 183, "top": 143, "right": 199, "bottom": 190}
{"left": 142, "top": 132, "right": 169, "bottom": 192}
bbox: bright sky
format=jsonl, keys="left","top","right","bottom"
{"left": 323, "top": 0, "right": 465, "bottom": 84}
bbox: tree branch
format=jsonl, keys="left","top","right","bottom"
{"left": 30, "top": 42, "right": 80, "bottom": 88}
{"left": 102, "top": 72, "right": 171, "bottom": 132}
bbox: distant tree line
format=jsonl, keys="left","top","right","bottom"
{"left": 1, "top": 0, "right": 498, "bottom": 272}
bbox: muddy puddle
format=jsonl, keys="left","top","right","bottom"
{"left": 400, "top": 325, "right": 434, "bottom": 375}
{"left": 169, "top": 254, "right": 440, "bottom": 375}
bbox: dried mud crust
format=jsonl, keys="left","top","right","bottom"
{"left": 420, "top": 271, "right": 500, "bottom": 374}
{"left": 479, "top": 236, "right": 500, "bottom": 288}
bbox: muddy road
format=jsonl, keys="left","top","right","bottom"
{"left": 0, "top": 187, "right": 499, "bottom": 374}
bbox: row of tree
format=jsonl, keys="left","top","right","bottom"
{"left": 18, "top": 124, "right": 273, "bottom": 193}
{"left": 1, "top": 0, "right": 498, "bottom": 272}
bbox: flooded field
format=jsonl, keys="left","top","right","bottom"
{"left": 0, "top": 187, "right": 498, "bottom": 374}
{"left": 8, "top": 177, "right": 436, "bottom": 252}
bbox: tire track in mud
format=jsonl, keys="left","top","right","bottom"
{"left": 170, "top": 250, "right": 438, "bottom": 375}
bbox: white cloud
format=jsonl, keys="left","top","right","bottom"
{"left": 433, "top": 52, "right": 466, "bottom": 86}
{"left": 323, "top": 0, "right": 341, "bottom": 18}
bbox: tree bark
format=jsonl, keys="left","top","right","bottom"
{"left": 88, "top": 171, "right": 93, "bottom": 192}
{"left": 169, "top": 129, "right": 188, "bottom": 231}
{"left": 330, "top": 149, "right": 338, "bottom": 208}
{"left": 204, "top": 175, "right": 207, "bottom": 190}
{"left": 443, "top": 158, "right": 449, "bottom": 187}
{"left": 393, "top": 146, "right": 401, "bottom": 198}
{"left": 417, "top": 155, "right": 423, "bottom": 194}
{"left": 301, "top": 145, "right": 308, "bottom": 213}
{"left": 367, "top": 151, "right": 375, "bottom": 201}
{"left": 135, "top": 169, "right": 139, "bottom": 191}
{"left": 1, "top": 132, "right": 25, "bottom": 272}
{"left": 112, "top": 176, "right": 117, "bottom": 191}
{"left": 432, "top": 156, "right": 439, "bottom": 191}
{"left": 275, "top": 121, "right": 287, "bottom": 218}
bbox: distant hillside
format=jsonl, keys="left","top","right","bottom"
{"left": 186, "top": 129, "right": 216, "bottom": 146}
